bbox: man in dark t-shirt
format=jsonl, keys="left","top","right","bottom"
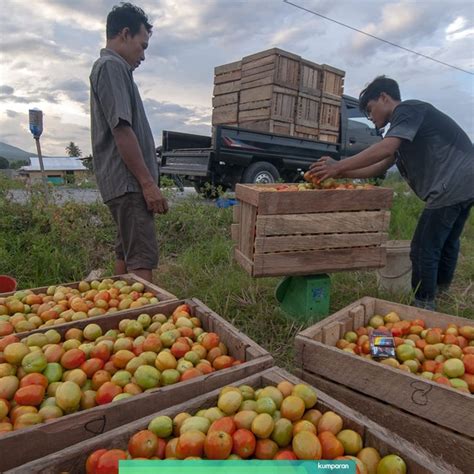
{"left": 310, "top": 76, "right": 473, "bottom": 310}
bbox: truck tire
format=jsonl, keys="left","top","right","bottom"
{"left": 242, "top": 161, "right": 280, "bottom": 184}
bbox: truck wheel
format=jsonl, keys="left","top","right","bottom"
{"left": 242, "top": 161, "right": 280, "bottom": 184}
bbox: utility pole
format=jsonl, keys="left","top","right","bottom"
{"left": 29, "top": 108, "right": 49, "bottom": 200}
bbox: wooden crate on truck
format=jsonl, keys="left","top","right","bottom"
{"left": 7, "top": 367, "right": 456, "bottom": 474}
{"left": 294, "top": 297, "right": 474, "bottom": 458}
{"left": 0, "top": 298, "right": 273, "bottom": 471}
{"left": 232, "top": 183, "right": 393, "bottom": 277}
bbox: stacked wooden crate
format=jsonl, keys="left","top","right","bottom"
{"left": 212, "top": 60, "right": 241, "bottom": 126}
{"left": 211, "top": 49, "right": 345, "bottom": 143}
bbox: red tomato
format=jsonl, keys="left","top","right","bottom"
{"left": 95, "top": 382, "right": 122, "bottom": 405}
{"left": 95, "top": 449, "right": 127, "bottom": 474}
{"left": 86, "top": 449, "right": 107, "bottom": 474}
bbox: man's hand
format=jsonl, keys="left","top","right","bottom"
{"left": 309, "top": 156, "right": 341, "bottom": 181}
{"left": 142, "top": 182, "right": 169, "bottom": 214}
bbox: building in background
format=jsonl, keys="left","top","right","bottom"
{"left": 20, "top": 157, "right": 89, "bottom": 184}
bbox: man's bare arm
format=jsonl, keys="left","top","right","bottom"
{"left": 343, "top": 156, "right": 396, "bottom": 179}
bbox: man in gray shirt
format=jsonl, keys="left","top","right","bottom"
{"left": 90, "top": 3, "right": 168, "bottom": 282}
{"left": 310, "top": 76, "right": 473, "bottom": 310}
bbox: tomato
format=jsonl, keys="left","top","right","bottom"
{"left": 95, "top": 382, "right": 122, "bottom": 405}
{"left": 60, "top": 349, "right": 86, "bottom": 370}
{"left": 95, "top": 449, "right": 127, "bottom": 474}
{"left": 128, "top": 430, "right": 159, "bottom": 458}
{"left": 81, "top": 358, "right": 105, "bottom": 378}
{"left": 14, "top": 385, "right": 45, "bottom": 406}
{"left": 19, "top": 373, "right": 48, "bottom": 389}
{"left": 86, "top": 449, "right": 107, "bottom": 474}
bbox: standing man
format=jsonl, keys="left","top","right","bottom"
{"left": 90, "top": 3, "right": 168, "bottom": 283}
{"left": 310, "top": 76, "right": 473, "bottom": 310}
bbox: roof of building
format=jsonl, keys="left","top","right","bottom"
{"left": 21, "top": 157, "right": 88, "bottom": 171}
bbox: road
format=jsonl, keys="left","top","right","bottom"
{"left": 8, "top": 187, "right": 202, "bottom": 205}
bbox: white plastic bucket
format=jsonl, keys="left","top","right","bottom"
{"left": 376, "top": 240, "right": 412, "bottom": 294}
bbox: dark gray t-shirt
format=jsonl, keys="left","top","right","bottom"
{"left": 385, "top": 100, "right": 474, "bottom": 208}
{"left": 90, "top": 49, "right": 158, "bottom": 203}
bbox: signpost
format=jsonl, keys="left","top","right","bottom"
{"left": 29, "top": 108, "right": 49, "bottom": 199}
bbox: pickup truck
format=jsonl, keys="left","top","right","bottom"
{"left": 159, "top": 95, "right": 381, "bottom": 193}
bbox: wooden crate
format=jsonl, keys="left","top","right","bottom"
{"left": 238, "top": 119, "right": 295, "bottom": 136}
{"left": 300, "top": 59, "right": 322, "bottom": 95}
{"left": 296, "top": 92, "right": 320, "bottom": 128}
{"left": 0, "top": 273, "right": 175, "bottom": 301}
{"left": 239, "top": 85, "right": 297, "bottom": 124}
{"left": 296, "top": 369, "right": 474, "bottom": 473}
{"left": 0, "top": 299, "right": 273, "bottom": 471}
{"left": 294, "top": 297, "right": 474, "bottom": 439}
{"left": 320, "top": 63, "right": 345, "bottom": 99}
{"left": 318, "top": 130, "right": 339, "bottom": 143}
{"left": 0, "top": 273, "right": 177, "bottom": 335}
{"left": 241, "top": 48, "right": 300, "bottom": 91}
{"left": 212, "top": 103, "right": 238, "bottom": 125}
{"left": 7, "top": 367, "right": 456, "bottom": 474}
{"left": 320, "top": 96, "right": 341, "bottom": 131}
{"left": 214, "top": 60, "right": 242, "bottom": 85}
{"left": 233, "top": 184, "right": 393, "bottom": 277}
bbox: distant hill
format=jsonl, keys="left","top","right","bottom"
{"left": 0, "top": 142, "right": 37, "bottom": 162}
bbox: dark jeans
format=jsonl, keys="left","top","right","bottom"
{"left": 410, "top": 198, "right": 473, "bottom": 303}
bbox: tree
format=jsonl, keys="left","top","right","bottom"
{"left": 66, "top": 142, "right": 82, "bottom": 157}
{"left": 81, "top": 154, "right": 94, "bottom": 172}
{"left": 0, "top": 156, "right": 9, "bottom": 169}
{"left": 9, "top": 159, "right": 30, "bottom": 170}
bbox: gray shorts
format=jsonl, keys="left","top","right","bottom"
{"left": 106, "top": 192, "right": 159, "bottom": 270}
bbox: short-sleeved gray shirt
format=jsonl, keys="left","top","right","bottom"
{"left": 89, "top": 49, "right": 158, "bottom": 203}
{"left": 385, "top": 100, "right": 474, "bottom": 209}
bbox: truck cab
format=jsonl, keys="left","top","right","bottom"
{"left": 159, "top": 95, "right": 380, "bottom": 192}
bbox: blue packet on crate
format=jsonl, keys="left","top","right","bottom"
{"left": 370, "top": 329, "right": 395, "bottom": 360}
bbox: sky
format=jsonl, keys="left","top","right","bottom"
{"left": 0, "top": 0, "right": 473, "bottom": 156}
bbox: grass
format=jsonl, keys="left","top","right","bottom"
{"left": 1, "top": 174, "right": 472, "bottom": 370}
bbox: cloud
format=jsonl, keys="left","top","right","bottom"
{"left": 0, "top": 86, "right": 14, "bottom": 95}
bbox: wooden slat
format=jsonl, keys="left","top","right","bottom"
{"left": 212, "top": 104, "right": 238, "bottom": 125}
{"left": 254, "top": 232, "right": 388, "bottom": 253}
{"left": 235, "top": 184, "right": 393, "bottom": 214}
{"left": 214, "top": 69, "right": 242, "bottom": 84}
{"left": 252, "top": 246, "right": 386, "bottom": 277}
{"left": 241, "top": 62, "right": 275, "bottom": 77}
{"left": 232, "top": 203, "right": 241, "bottom": 223}
{"left": 296, "top": 297, "right": 371, "bottom": 340}
{"left": 11, "top": 367, "right": 454, "bottom": 474}
{"left": 238, "top": 202, "right": 257, "bottom": 258}
{"left": 212, "top": 92, "right": 239, "bottom": 107}
{"left": 296, "top": 334, "right": 474, "bottom": 437}
{"left": 255, "top": 210, "right": 391, "bottom": 236}
{"left": 239, "top": 108, "right": 271, "bottom": 121}
{"left": 296, "top": 93, "right": 320, "bottom": 127}
{"left": 214, "top": 60, "right": 241, "bottom": 75}
{"left": 299, "top": 371, "right": 472, "bottom": 474}
{"left": 234, "top": 248, "right": 255, "bottom": 276}
{"left": 0, "top": 299, "right": 273, "bottom": 472}
{"left": 240, "top": 84, "right": 273, "bottom": 103}
{"left": 213, "top": 81, "right": 241, "bottom": 95}
{"left": 300, "top": 59, "right": 322, "bottom": 95}
{"left": 322, "top": 321, "right": 342, "bottom": 345}
{"left": 231, "top": 223, "right": 240, "bottom": 243}
{"left": 238, "top": 99, "right": 272, "bottom": 111}
{"left": 349, "top": 304, "right": 366, "bottom": 329}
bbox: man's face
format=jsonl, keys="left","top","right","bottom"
{"left": 121, "top": 24, "right": 150, "bottom": 70}
{"left": 365, "top": 95, "right": 391, "bottom": 129}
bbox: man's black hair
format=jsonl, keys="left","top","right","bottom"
{"left": 106, "top": 3, "right": 152, "bottom": 39}
{"left": 359, "top": 76, "right": 401, "bottom": 113}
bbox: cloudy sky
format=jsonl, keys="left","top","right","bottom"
{"left": 0, "top": 0, "right": 473, "bottom": 156}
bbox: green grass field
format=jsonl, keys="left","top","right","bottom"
{"left": 1, "top": 176, "right": 472, "bottom": 368}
